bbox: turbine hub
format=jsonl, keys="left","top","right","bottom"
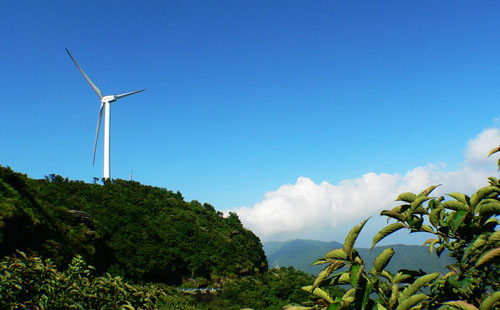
{"left": 101, "top": 95, "right": 117, "bottom": 103}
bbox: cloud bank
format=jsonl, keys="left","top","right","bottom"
{"left": 233, "top": 128, "right": 500, "bottom": 242}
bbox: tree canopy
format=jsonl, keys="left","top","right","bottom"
{"left": 0, "top": 166, "right": 267, "bottom": 285}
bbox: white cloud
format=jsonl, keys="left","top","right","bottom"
{"left": 233, "top": 128, "right": 500, "bottom": 242}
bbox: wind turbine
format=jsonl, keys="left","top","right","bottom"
{"left": 66, "top": 48, "right": 145, "bottom": 180}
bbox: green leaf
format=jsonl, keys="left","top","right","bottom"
{"left": 284, "top": 306, "right": 314, "bottom": 310}
{"left": 371, "top": 223, "right": 406, "bottom": 249}
{"left": 450, "top": 210, "right": 467, "bottom": 233}
{"left": 485, "top": 218, "right": 500, "bottom": 230}
{"left": 396, "top": 193, "right": 416, "bottom": 203}
{"left": 413, "top": 206, "right": 428, "bottom": 215}
{"left": 344, "top": 218, "right": 369, "bottom": 258}
{"left": 302, "top": 286, "right": 334, "bottom": 303}
{"left": 421, "top": 225, "right": 434, "bottom": 233}
{"left": 324, "top": 248, "right": 348, "bottom": 260}
{"left": 476, "top": 199, "right": 500, "bottom": 217}
{"left": 350, "top": 262, "right": 361, "bottom": 287}
{"left": 410, "top": 196, "right": 431, "bottom": 214}
{"left": 313, "top": 258, "right": 330, "bottom": 265}
{"left": 447, "top": 193, "right": 469, "bottom": 205}
{"left": 371, "top": 248, "right": 395, "bottom": 274}
{"left": 429, "top": 207, "right": 443, "bottom": 227}
{"left": 463, "top": 235, "right": 488, "bottom": 262}
{"left": 393, "top": 272, "right": 412, "bottom": 284}
{"left": 436, "top": 244, "right": 446, "bottom": 257}
{"left": 380, "top": 210, "right": 406, "bottom": 222}
{"left": 479, "top": 291, "right": 500, "bottom": 310}
{"left": 442, "top": 300, "right": 479, "bottom": 310}
{"left": 470, "top": 186, "right": 500, "bottom": 208}
{"left": 343, "top": 287, "right": 356, "bottom": 298}
{"left": 442, "top": 201, "right": 468, "bottom": 211}
{"left": 423, "top": 238, "right": 440, "bottom": 255}
{"left": 377, "top": 304, "right": 389, "bottom": 310}
{"left": 399, "top": 273, "right": 439, "bottom": 301}
{"left": 488, "top": 177, "right": 500, "bottom": 186}
{"left": 331, "top": 272, "right": 350, "bottom": 285}
{"left": 395, "top": 294, "right": 428, "bottom": 310}
{"left": 487, "top": 146, "right": 500, "bottom": 157}
{"left": 487, "top": 231, "right": 500, "bottom": 246}
{"left": 420, "top": 184, "right": 440, "bottom": 197}
{"left": 475, "top": 247, "right": 500, "bottom": 268}
{"left": 313, "top": 264, "right": 336, "bottom": 289}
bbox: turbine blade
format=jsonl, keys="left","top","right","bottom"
{"left": 115, "top": 89, "right": 145, "bottom": 100}
{"left": 66, "top": 48, "right": 103, "bottom": 99}
{"left": 93, "top": 103, "right": 104, "bottom": 166}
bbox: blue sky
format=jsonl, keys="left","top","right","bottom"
{"left": 2, "top": 1, "right": 500, "bottom": 245}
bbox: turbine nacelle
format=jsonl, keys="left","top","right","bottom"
{"left": 101, "top": 95, "right": 117, "bottom": 103}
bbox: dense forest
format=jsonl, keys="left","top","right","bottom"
{"left": 0, "top": 165, "right": 267, "bottom": 284}
{"left": 1, "top": 165, "right": 339, "bottom": 309}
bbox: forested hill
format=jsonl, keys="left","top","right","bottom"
{"left": 0, "top": 166, "right": 267, "bottom": 285}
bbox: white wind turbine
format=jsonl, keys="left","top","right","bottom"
{"left": 66, "top": 48, "right": 145, "bottom": 180}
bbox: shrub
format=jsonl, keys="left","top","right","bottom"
{"left": 289, "top": 147, "right": 500, "bottom": 309}
{"left": 0, "top": 251, "right": 187, "bottom": 310}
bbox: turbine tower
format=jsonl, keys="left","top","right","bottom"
{"left": 66, "top": 48, "right": 145, "bottom": 180}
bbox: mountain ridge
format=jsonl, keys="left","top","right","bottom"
{"left": 264, "top": 239, "right": 453, "bottom": 275}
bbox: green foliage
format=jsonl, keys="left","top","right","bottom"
{"left": 0, "top": 251, "right": 193, "bottom": 310}
{"left": 203, "top": 267, "right": 339, "bottom": 310}
{"left": 0, "top": 166, "right": 267, "bottom": 285}
{"left": 1, "top": 251, "right": 318, "bottom": 310}
{"left": 294, "top": 146, "right": 500, "bottom": 309}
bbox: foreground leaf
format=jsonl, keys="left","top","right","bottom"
{"left": 324, "top": 248, "right": 348, "bottom": 260}
{"left": 447, "top": 193, "right": 469, "bottom": 205}
{"left": 479, "top": 291, "right": 500, "bottom": 310}
{"left": 420, "top": 184, "right": 440, "bottom": 196}
{"left": 450, "top": 210, "right": 467, "bottom": 233}
{"left": 302, "top": 286, "right": 334, "bottom": 303}
{"left": 442, "top": 300, "right": 478, "bottom": 310}
{"left": 396, "top": 193, "right": 416, "bottom": 203}
{"left": 470, "top": 186, "right": 500, "bottom": 208}
{"left": 475, "top": 247, "right": 500, "bottom": 268}
{"left": 371, "top": 223, "right": 406, "bottom": 249}
{"left": 372, "top": 248, "right": 395, "bottom": 274}
{"left": 399, "top": 273, "right": 439, "bottom": 301}
{"left": 344, "top": 218, "right": 369, "bottom": 258}
{"left": 476, "top": 199, "right": 500, "bottom": 217}
{"left": 284, "top": 306, "right": 314, "bottom": 310}
{"left": 395, "top": 294, "right": 428, "bottom": 310}
{"left": 487, "top": 146, "right": 500, "bottom": 157}
{"left": 442, "top": 201, "right": 468, "bottom": 212}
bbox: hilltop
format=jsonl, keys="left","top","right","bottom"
{"left": 0, "top": 166, "right": 267, "bottom": 285}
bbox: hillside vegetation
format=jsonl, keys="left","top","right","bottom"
{"left": 0, "top": 165, "right": 266, "bottom": 285}
{"left": 0, "top": 165, "right": 336, "bottom": 309}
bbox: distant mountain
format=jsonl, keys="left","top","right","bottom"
{"left": 264, "top": 239, "right": 453, "bottom": 275}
